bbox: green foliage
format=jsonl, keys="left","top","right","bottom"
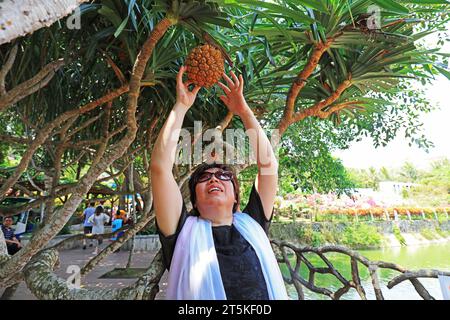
{"left": 273, "top": 211, "right": 281, "bottom": 223}
{"left": 399, "top": 162, "right": 422, "bottom": 182}
{"left": 347, "top": 167, "right": 381, "bottom": 189}
{"left": 296, "top": 226, "right": 325, "bottom": 247}
{"left": 420, "top": 228, "right": 439, "bottom": 240}
{"left": 346, "top": 159, "right": 450, "bottom": 206}
{"left": 407, "top": 159, "right": 450, "bottom": 206}
{"left": 401, "top": 188, "right": 409, "bottom": 199}
{"left": 311, "top": 230, "right": 325, "bottom": 247}
{"left": 435, "top": 227, "right": 450, "bottom": 238}
{"left": 237, "top": 165, "right": 257, "bottom": 210}
{"left": 437, "top": 213, "right": 449, "bottom": 224}
{"left": 279, "top": 118, "right": 356, "bottom": 195}
{"left": 392, "top": 225, "right": 406, "bottom": 246}
{"left": 137, "top": 221, "right": 157, "bottom": 235}
{"left": 57, "top": 222, "right": 72, "bottom": 236}
{"left": 279, "top": 174, "right": 298, "bottom": 197}
{"left": 315, "top": 212, "right": 350, "bottom": 223}
{"left": 341, "top": 223, "right": 383, "bottom": 249}
{"left": 419, "top": 226, "right": 449, "bottom": 240}
{"left": 380, "top": 167, "right": 392, "bottom": 181}
{"left": 293, "top": 222, "right": 384, "bottom": 248}
{"left": 319, "top": 224, "right": 339, "bottom": 245}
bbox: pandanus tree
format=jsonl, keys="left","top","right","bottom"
{"left": 0, "top": 0, "right": 236, "bottom": 296}
{"left": 218, "top": 0, "right": 449, "bottom": 194}
{"left": 0, "top": 0, "right": 449, "bottom": 299}
{"left": 221, "top": 0, "right": 449, "bottom": 134}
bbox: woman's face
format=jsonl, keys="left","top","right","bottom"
{"left": 194, "top": 167, "right": 236, "bottom": 213}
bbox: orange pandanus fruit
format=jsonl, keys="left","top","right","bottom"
{"left": 185, "top": 44, "right": 224, "bottom": 88}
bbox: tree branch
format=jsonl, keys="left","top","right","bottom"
{"left": 0, "top": 58, "right": 65, "bottom": 112}
{"left": 278, "top": 38, "right": 333, "bottom": 134}
{"left": 0, "top": 16, "right": 173, "bottom": 286}
{"left": 388, "top": 270, "right": 450, "bottom": 288}
{"left": 316, "top": 100, "right": 363, "bottom": 119}
{"left": 0, "top": 228, "right": 9, "bottom": 259}
{"left": 22, "top": 248, "right": 165, "bottom": 300}
{"left": 65, "top": 114, "right": 103, "bottom": 138}
{"left": 215, "top": 111, "right": 234, "bottom": 132}
{"left": 0, "top": 43, "right": 18, "bottom": 95}
{"left": 0, "top": 134, "right": 30, "bottom": 144}
{"left": 291, "top": 78, "right": 353, "bottom": 123}
{"left": 0, "top": 85, "right": 129, "bottom": 201}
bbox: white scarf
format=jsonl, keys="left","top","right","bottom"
{"left": 166, "top": 212, "right": 289, "bottom": 300}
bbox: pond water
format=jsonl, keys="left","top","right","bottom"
{"left": 281, "top": 242, "right": 450, "bottom": 300}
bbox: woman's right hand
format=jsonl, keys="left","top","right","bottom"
{"left": 176, "top": 66, "right": 201, "bottom": 109}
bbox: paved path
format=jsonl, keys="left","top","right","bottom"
{"left": 0, "top": 246, "right": 169, "bottom": 300}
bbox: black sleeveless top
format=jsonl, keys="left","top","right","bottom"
{"left": 156, "top": 184, "right": 273, "bottom": 300}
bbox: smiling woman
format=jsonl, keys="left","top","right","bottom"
{"left": 188, "top": 163, "right": 240, "bottom": 222}
{"left": 150, "top": 66, "right": 287, "bottom": 300}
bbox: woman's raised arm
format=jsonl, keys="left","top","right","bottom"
{"left": 218, "top": 71, "right": 278, "bottom": 220}
{"left": 151, "top": 66, "right": 200, "bottom": 236}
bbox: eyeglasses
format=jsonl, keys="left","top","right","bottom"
{"left": 197, "top": 170, "right": 233, "bottom": 183}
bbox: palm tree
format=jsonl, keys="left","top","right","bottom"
{"left": 399, "top": 161, "right": 420, "bottom": 182}
{"left": 380, "top": 166, "right": 391, "bottom": 181}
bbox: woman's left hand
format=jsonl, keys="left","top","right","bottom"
{"left": 218, "top": 71, "right": 252, "bottom": 118}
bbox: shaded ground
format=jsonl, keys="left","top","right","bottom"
{"left": 0, "top": 245, "right": 168, "bottom": 300}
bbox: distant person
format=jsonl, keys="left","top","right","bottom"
{"left": 88, "top": 206, "right": 110, "bottom": 254}
{"left": 99, "top": 200, "right": 109, "bottom": 214}
{"left": 1, "top": 217, "right": 22, "bottom": 255}
{"left": 116, "top": 209, "right": 128, "bottom": 224}
{"left": 136, "top": 200, "right": 143, "bottom": 214}
{"left": 99, "top": 200, "right": 112, "bottom": 225}
{"left": 111, "top": 211, "right": 125, "bottom": 253}
{"left": 111, "top": 212, "right": 124, "bottom": 242}
{"left": 82, "top": 201, "right": 96, "bottom": 250}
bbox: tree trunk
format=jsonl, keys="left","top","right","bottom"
{"left": 42, "top": 171, "right": 53, "bottom": 225}
{"left": 278, "top": 40, "right": 333, "bottom": 135}
{"left": 119, "top": 180, "right": 126, "bottom": 210}
{"left": 0, "top": 228, "right": 9, "bottom": 264}
{"left": 0, "top": 14, "right": 174, "bottom": 288}
{"left": 75, "top": 162, "right": 82, "bottom": 180}
{"left": 126, "top": 163, "right": 136, "bottom": 269}
{"left": 0, "top": 0, "right": 90, "bottom": 45}
{"left": 0, "top": 283, "right": 19, "bottom": 300}
{"left": 23, "top": 248, "right": 165, "bottom": 300}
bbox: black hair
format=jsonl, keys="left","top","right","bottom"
{"left": 188, "top": 162, "right": 240, "bottom": 215}
{"left": 95, "top": 206, "right": 104, "bottom": 214}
